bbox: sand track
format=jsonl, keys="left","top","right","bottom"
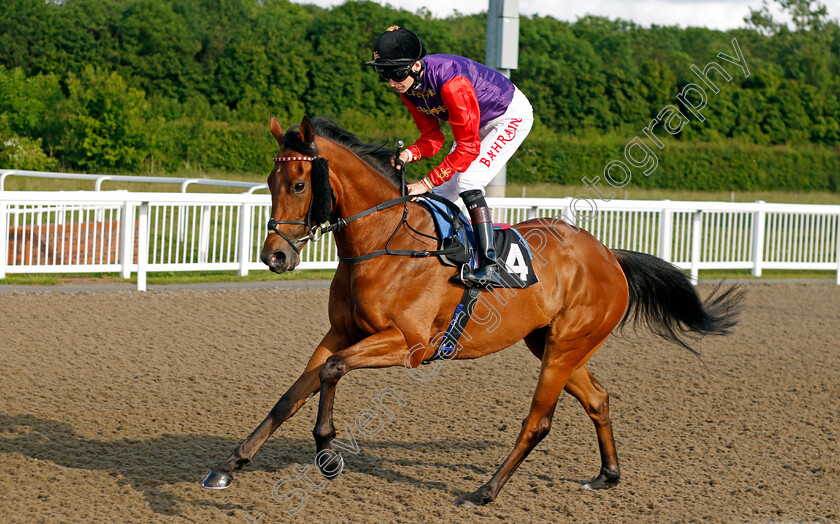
{"left": 0, "top": 283, "right": 838, "bottom": 523}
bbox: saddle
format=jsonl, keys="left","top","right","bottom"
{"left": 417, "top": 196, "right": 539, "bottom": 289}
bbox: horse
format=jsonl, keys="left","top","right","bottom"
{"left": 200, "top": 115, "right": 744, "bottom": 507}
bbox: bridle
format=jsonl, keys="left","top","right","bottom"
{"left": 266, "top": 155, "right": 333, "bottom": 254}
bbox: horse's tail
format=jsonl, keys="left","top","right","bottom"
{"left": 611, "top": 249, "right": 745, "bottom": 355}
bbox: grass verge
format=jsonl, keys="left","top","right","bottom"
{"left": 506, "top": 183, "right": 840, "bottom": 205}
{"left": 698, "top": 269, "right": 837, "bottom": 281}
{"left": 0, "top": 269, "right": 336, "bottom": 286}
{"left": 2, "top": 268, "right": 835, "bottom": 287}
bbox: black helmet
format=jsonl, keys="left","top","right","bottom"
{"left": 365, "top": 26, "right": 426, "bottom": 67}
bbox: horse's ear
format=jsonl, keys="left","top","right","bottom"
{"left": 299, "top": 115, "right": 315, "bottom": 145}
{"left": 269, "top": 114, "right": 284, "bottom": 147}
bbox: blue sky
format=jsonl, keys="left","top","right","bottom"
{"left": 293, "top": 0, "right": 840, "bottom": 30}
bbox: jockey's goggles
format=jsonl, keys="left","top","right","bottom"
{"left": 375, "top": 65, "right": 413, "bottom": 82}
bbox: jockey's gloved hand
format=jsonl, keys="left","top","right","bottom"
{"left": 391, "top": 149, "right": 413, "bottom": 171}
{"left": 406, "top": 182, "right": 428, "bottom": 196}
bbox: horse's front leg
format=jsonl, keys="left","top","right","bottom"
{"left": 201, "top": 329, "right": 345, "bottom": 489}
{"left": 312, "top": 327, "right": 408, "bottom": 476}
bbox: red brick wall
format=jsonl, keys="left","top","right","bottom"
{"left": 7, "top": 221, "right": 139, "bottom": 266}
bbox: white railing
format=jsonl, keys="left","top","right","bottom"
{"left": 491, "top": 198, "right": 840, "bottom": 284}
{"left": 0, "top": 169, "right": 269, "bottom": 193}
{"left": 1, "top": 191, "right": 839, "bottom": 290}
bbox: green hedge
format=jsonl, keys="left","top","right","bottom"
{"left": 507, "top": 127, "right": 840, "bottom": 192}
{"left": 150, "top": 119, "right": 275, "bottom": 174}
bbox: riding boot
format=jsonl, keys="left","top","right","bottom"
{"left": 454, "top": 190, "right": 503, "bottom": 287}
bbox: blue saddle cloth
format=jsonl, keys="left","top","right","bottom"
{"left": 417, "top": 197, "right": 539, "bottom": 288}
{"left": 418, "top": 197, "right": 473, "bottom": 254}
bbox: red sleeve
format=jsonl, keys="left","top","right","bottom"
{"left": 425, "top": 76, "right": 481, "bottom": 186}
{"left": 399, "top": 94, "right": 444, "bottom": 159}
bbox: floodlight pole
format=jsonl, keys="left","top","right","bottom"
{"left": 485, "top": 0, "right": 519, "bottom": 198}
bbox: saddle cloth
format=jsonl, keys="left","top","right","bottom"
{"left": 418, "top": 197, "right": 539, "bottom": 289}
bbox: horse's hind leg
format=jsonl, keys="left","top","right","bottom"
{"left": 456, "top": 336, "right": 608, "bottom": 507}
{"left": 525, "top": 332, "right": 620, "bottom": 489}
{"left": 564, "top": 365, "right": 620, "bottom": 489}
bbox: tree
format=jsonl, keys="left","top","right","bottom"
{"left": 745, "top": 0, "right": 784, "bottom": 35}
{"left": 745, "top": 0, "right": 829, "bottom": 34}
{"left": 114, "top": 0, "right": 202, "bottom": 99}
{"left": 58, "top": 66, "right": 153, "bottom": 170}
{"left": 0, "top": 66, "right": 63, "bottom": 153}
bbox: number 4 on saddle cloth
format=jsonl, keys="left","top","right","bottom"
{"left": 417, "top": 197, "right": 540, "bottom": 364}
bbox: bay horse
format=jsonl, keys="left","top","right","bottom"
{"left": 201, "top": 115, "right": 743, "bottom": 506}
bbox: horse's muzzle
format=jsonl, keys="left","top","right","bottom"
{"left": 261, "top": 248, "right": 300, "bottom": 274}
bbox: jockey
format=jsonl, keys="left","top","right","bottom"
{"left": 365, "top": 26, "right": 534, "bottom": 287}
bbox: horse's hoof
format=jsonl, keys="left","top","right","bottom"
{"left": 584, "top": 471, "right": 620, "bottom": 490}
{"left": 455, "top": 487, "right": 493, "bottom": 507}
{"left": 201, "top": 471, "right": 233, "bottom": 489}
{"left": 316, "top": 452, "right": 344, "bottom": 480}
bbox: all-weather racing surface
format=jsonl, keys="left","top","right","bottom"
{"left": 0, "top": 283, "right": 837, "bottom": 523}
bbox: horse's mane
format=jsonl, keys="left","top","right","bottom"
{"left": 286, "top": 116, "right": 403, "bottom": 189}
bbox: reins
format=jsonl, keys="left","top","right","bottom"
{"left": 267, "top": 154, "right": 467, "bottom": 263}
{"left": 333, "top": 192, "right": 465, "bottom": 264}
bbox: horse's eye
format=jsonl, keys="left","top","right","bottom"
{"left": 293, "top": 182, "right": 306, "bottom": 193}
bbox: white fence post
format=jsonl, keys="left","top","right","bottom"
{"left": 690, "top": 210, "right": 702, "bottom": 285}
{"left": 0, "top": 201, "right": 7, "bottom": 279}
{"left": 94, "top": 177, "right": 110, "bottom": 222}
{"left": 0, "top": 171, "right": 15, "bottom": 191}
{"left": 658, "top": 202, "right": 673, "bottom": 262}
{"left": 836, "top": 215, "right": 840, "bottom": 286}
{"left": 751, "top": 200, "right": 766, "bottom": 277}
{"left": 136, "top": 202, "right": 150, "bottom": 291}
{"left": 527, "top": 205, "right": 539, "bottom": 220}
{"left": 120, "top": 201, "right": 135, "bottom": 279}
{"left": 238, "top": 203, "right": 252, "bottom": 277}
{"left": 198, "top": 205, "right": 211, "bottom": 264}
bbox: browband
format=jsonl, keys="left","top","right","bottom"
{"left": 274, "top": 156, "right": 317, "bottom": 162}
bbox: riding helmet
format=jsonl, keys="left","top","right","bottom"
{"left": 365, "top": 26, "right": 426, "bottom": 66}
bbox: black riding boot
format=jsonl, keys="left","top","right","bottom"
{"left": 456, "top": 190, "right": 503, "bottom": 287}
